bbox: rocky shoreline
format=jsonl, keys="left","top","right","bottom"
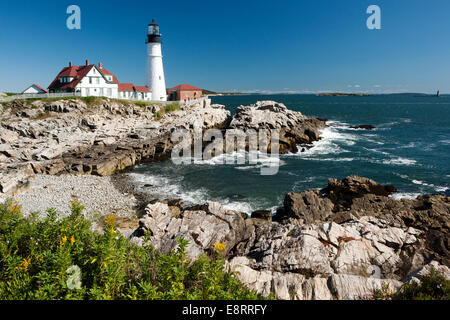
{"left": 129, "top": 175, "right": 449, "bottom": 300}
{"left": 1, "top": 98, "right": 449, "bottom": 300}
{"left": 0, "top": 98, "right": 324, "bottom": 199}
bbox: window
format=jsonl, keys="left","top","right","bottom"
{"left": 89, "top": 77, "right": 92, "bottom": 84}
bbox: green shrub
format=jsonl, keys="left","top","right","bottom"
{"left": 373, "top": 268, "right": 450, "bottom": 300}
{"left": 0, "top": 199, "right": 263, "bottom": 300}
{"left": 393, "top": 268, "right": 450, "bottom": 300}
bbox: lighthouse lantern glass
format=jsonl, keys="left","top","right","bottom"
{"left": 148, "top": 24, "right": 160, "bottom": 35}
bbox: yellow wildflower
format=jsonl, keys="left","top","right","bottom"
{"left": 213, "top": 241, "right": 226, "bottom": 252}
{"left": 17, "top": 258, "right": 31, "bottom": 272}
{"left": 70, "top": 235, "right": 75, "bottom": 245}
{"left": 60, "top": 235, "right": 67, "bottom": 247}
{"left": 109, "top": 227, "right": 115, "bottom": 234}
{"left": 104, "top": 213, "right": 116, "bottom": 226}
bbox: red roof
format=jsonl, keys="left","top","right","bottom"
{"left": 168, "top": 84, "right": 202, "bottom": 91}
{"left": 48, "top": 65, "right": 94, "bottom": 90}
{"left": 118, "top": 83, "right": 150, "bottom": 92}
{"left": 118, "top": 83, "right": 135, "bottom": 91}
{"left": 32, "top": 84, "right": 48, "bottom": 93}
{"left": 48, "top": 63, "right": 120, "bottom": 90}
{"left": 98, "top": 66, "right": 119, "bottom": 83}
{"left": 134, "top": 86, "right": 150, "bottom": 92}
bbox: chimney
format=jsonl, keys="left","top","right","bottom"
{"left": 99, "top": 62, "right": 103, "bottom": 69}
{"left": 86, "top": 59, "right": 90, "bottom": 66}
{"left": 69, "top": 61, "right": 73, "bottom": 67}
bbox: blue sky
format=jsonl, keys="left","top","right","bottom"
{"left": 0, "top": 0, "right": 449, "bottom": 93}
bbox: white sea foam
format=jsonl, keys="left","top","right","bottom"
{"left": 191, "top": 150, "right": 283, "bottom": 168}
{"left": 435, "top": 186, "right": 449, "bottom": 193}
{"left": 129, "top": 172, "right": 209, "bottom": 205}
{"left": 381, "top": 157, "right": 417, "bottom": 166}
{"left": 389, "top": 193, "right": 420, "bottom": 200}
{"left": 128, "top": 171, "right": 264, "bottom": 214}
{"left": 378, "top": 118, "right": 412, "bottom": 130}
{"left": 287, "top": 124, "right": 353, "bottom": 158}
{"left": 393, "top": 173, "right": 410, "bottom": 180}
{"left": 398, "top": 142, "right": 417, "bottom": 148}
{"left": 410, "top": 180, "right": 448, "bottom": 193}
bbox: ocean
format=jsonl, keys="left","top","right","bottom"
{"left": 128, "top": 94, "right": 450, "bottom": 214}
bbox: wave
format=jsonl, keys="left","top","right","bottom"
{"left": 128, "top": 172, "right": 209, "bottom": 205}
{"left": 127, "top": 171, "right": 270, "bottom": 214}
{"left": 190, "top": 150, "right": 284, "bottom": 168}
{"left": 411, "top": 179, "right": 448, "bottom": 193}
{"left": 382, "top": 157, "right": 417, "bottom": 166}
{"left": 389, "top": 192, "right": 420, "bottom": 200}
{"left": 287, "top": 123, "right": 358, "bottom": 158}
{"left": 377, "top": 118, "right": 412, "bottom": 130}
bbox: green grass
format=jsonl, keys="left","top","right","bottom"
{"left": 0, "top": 96, "right": 164, "bottom": 109}
{"left": 154, "top": 103, "right": 181, "bottom": 120}
{"left": 0, "top": 199, "right": 264, "bottom": 300}
{"left": 0, "top": 96, "right": 100, "bottom": 107}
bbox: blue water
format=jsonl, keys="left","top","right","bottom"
{"left": 130, "top": 94, "right": 450, "bottom": 213}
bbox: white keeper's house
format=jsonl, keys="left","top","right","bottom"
{"left": 47, "top": 60, "right": 151, "bottom": 101}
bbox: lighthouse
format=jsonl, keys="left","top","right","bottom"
{"left": 146, "top": 19, "right": 167, "bottom": 101}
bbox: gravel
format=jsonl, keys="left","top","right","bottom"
{"left": 13, "top": 175, "right": 138, "bottom": 219}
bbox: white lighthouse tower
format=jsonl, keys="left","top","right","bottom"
{"left": 146, "top": 19, "right": 167, "bottom": 101}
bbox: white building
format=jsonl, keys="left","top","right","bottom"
{"left": 22, "top": 84, "right": 48, "bottom": 94}
{"left": 146, "top": 19, "right": 167, "bottom": 101}
{"left": 48, "top": 60, "right": 120, "bottom": 98}
{"left": 48, "top": 60, "right": 151, "bottom": 101}
{"left": 118, "top": 83, "right": 151, "bottom": 100}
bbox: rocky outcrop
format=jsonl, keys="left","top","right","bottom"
{"left": 227, "top": 257, "right": 403, "bottom": 300}
{"left": 130, "top": 201, "right": 248, "bottom": 260}
{"left": 129, "top": 176, "right": 449, "bottom": 300}
{"left": 228, "top": 101, "right": 326, "bottom": 153}
{"left": 1, "top": 99, "right": 323, "bottom": 199}
{"left": 281, "top": 176, "right": 449, "bottom": 267}
{"left": 0, "top": 98, "right": 230, "bottom": 199}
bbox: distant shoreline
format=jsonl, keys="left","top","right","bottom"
{"left": 204, "top": 92, "right": 448, "bottom": 97}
